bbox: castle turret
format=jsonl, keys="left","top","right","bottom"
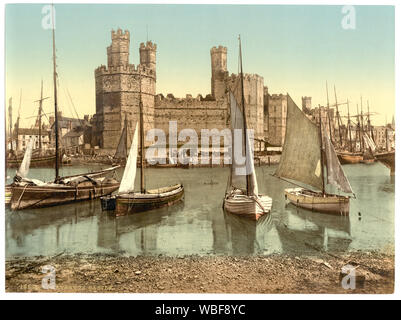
{"left": 302, "top": 96, "right": 312, "bottom": 113}
{"left": 210, "top": 46, "right": 228, "bottom": 100}
{"left": 107, "top": 29, "right": 130, "bottom": 68}
{"left": 140, "top": 41, "right": 157, "bottom": 73}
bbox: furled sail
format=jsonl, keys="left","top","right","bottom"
{"left": 16, "top": 136, "right": 36, "bottom": 178}
{"left": 363, "top": 133, "right": 376, "bottom": 153}
{"left": 322, "top": 126, "right": 354, "bottom": 194}
{"left": 229, "top": 92, "right": 258, "bottom": 196}
{"left": 275, "top": 95, "right": 323, "bottom": 191}
{"left": 118, "top": 122, "right": 138, "bottom": 194}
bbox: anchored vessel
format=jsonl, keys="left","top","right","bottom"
{"left": 10, "top": 6, "right": 119, "bottom": 210}
{"left": 104, "top": 71, "right": 184, "bottom": 216}
{"left": 275, "top": 96, "right": 354, "bottom": 216}
{"left": 223, "top": 37, "right": 272, "bottom": 221}
{"left": 6, "top": 82, "right": 60, "bottom": 169}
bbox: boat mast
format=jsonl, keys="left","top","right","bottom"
{"left": 16, "top": 89, "right": 22, "bottom": 151}
{"left": 318, "top": 105, "right": 326, "bottom": 196}
{"left": 35, "top": 80, "right": 49, "bottom": 152}
{"left": 139, "top": 70, "right": 145, "bottom": 193}
{"left": 356, "top": 103, "right": 362, "bottom": 152}
{"left": 347, "top": 99, "right": 353, "bottom": 152}
{"left": 360, "top": 96, "right": 365, "bottom": 151}
{"left": 334, "top": 85, "right": 342, "bottom": 146}
{"left": 8, "top": 98, "right": 12, "bottom": 151}
{"left": 51, "top": 4, "right": 60, "bottom": 181}
{"left": 367, "top": 100, "right": 375, "bottom": 143}
{"left": 239, "top": 35, "right": 251, "bottom": 196}
{"left": 124, "top": 113, "right": 128, "bottom": 160}
{"left": 325, "top": 81, "right": 333, "bottom": 143}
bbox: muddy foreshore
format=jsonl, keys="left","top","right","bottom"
{"left": 5, "top": 251, "right": 394, "bottom": 294}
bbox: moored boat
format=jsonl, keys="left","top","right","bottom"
{"left": 102, "top": 69, "right": 185, "bottom": 216}
{"left": 337, "top": 151, "right": 363, "bottom": 164}
{"left": 275, "top": 96, "right": 354, "bottom": 216}
{"left": 9, "top": 9, "right": 120, "bottom": 211}
{"left": 376, "top": 150, "right": 395, "bottom": 175}
{"left": 223, "top": 36, "right": 272, "bottom": 221}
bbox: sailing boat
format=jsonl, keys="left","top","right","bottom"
{"left": 275, "top": 97, "right": 354, "bottom": 216}
{"left": 10, "top": 5, "right": 120, "bottom": 210}
{"left": 106, "top": 71, "right": 184, "bottom": 216}
{"left": 223, "top": 37, "right": 272, "bottom": 221}
{"left": 6, "top": 83, "right": 62, "bottom": 168}
{"left": 337, "top": 100, "right": 363, "bottom": 164}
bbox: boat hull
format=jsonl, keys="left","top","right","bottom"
{"left": 6, "top": 154, "right": 60, "bottom": 168}
{"left": 115, "top": 184, "right": 184, "bottom": 216}
{"left": 10, "top": 181, "right": 120, "bottom": 210}
{"left": 5, "top": 185, "right": 12, "bottom": 206}
{"left": 337, "top": 152, "right": 363, "bottom": 164}
{"left": 285, "top": 188, "right": 350, "bottom": 216}
{"left": 376, "top": 151, "right": 395, "bottom": 175}
{"left": 223, "top": 191, "right": 272, "bottom": 221}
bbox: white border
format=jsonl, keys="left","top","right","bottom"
{"left": 0, "top": 0, "right": 399, "bottom": 301}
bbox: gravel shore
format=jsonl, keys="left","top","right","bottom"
{"left": 5, "top": 251, "right": 394, "bottom": 294}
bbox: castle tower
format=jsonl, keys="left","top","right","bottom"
{"left": 210, "top": 46, "right": 228, "bottom": 100}
{"left": 107, "top": 29, "right": 130, "bottom": 68}
{"left": 302, "top": 96, "right": 312, "bottom": 113}
{"left": 140, "top": 41, "right": 157, "bottom": 73}
{"left": 94, "top": 29, "right": 156, "bottom": 150}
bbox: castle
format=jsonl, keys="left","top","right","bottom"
{"left": 92, "top": 29, "right": 312, "bottom": 151}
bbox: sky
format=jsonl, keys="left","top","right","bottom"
{"left": 5, "top": 3, "right": 395, "bottom": 128}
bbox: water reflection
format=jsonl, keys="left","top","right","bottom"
{"left": 223, "top": 211, "right": 274, "bottom": 255}
{"left": 5, "top": 163, "right": 394, "bottom": 257}
{"left": 277, "top": 205, "right": 352, "bottom": 254}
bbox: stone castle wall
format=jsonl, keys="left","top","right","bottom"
{"left": 154, "top": 95, "right": 229, "bottom": 140}
{"left": 94, "top": 29, "right": 295, "bottom": 152}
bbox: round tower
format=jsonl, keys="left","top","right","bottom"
{"left": 107, "top": 29, "right": 130, "bottom": 68}
{"left": 210, "top": 46, "right": 228, "bottom": 100}
{"left": 139, "top": 41, "right": 157, "bottom": 73}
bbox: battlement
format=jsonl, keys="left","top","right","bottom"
{"left": 155, "top": 93, "right": 215, "bottom": 104}
{"left": 227, "top": 73, "right": 264, "bottom": 83}
{"left": 95, "top": 63, "right": 156, "bottom": 77}
{"left": 210, "top": 46, "right": 227, "bottom": 54}
{"left": 140, "top": 41, "right": 157, "bottom": 51}
{"left": 111, "top": 28, "right": 130, "bottom": 40}
{"left": 302, "top": 96, "right": 312, "bottom": 100}
{"left": 269, "top": 93, "right": 287, "bottom": 100}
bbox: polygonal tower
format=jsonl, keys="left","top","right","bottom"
{"left": 107, "top": 29, "right": 130, "bottom": 68}
{"left": 94, "top": 29, "right": 157, "bottom": 150}
{"left": 140, "top": 41, "right": 157, "bottom": 73}
{"left": 302, "top": 96, "right": 312, "bottom": 112}
{"left": 210, "top": 46, "right": 228, "bottom": 100}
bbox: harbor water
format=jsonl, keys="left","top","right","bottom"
{"left": 5, "top": 163, "right": 394, "bottom": 257}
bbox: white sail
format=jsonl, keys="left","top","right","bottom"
{"left": 118, "top": 122, "right": 138, "bottom": 194}
{"left": 229, "top": 92, "right": 258, "bottom": 196}
{"left": 322, "top": 126, "right": 354, "bottom": 194}
{"left": 16, "top": 136, "right": 36, "bottom": 178}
